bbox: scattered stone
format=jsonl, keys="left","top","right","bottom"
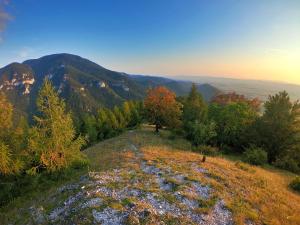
{"left": 29, "top": 206, "right": 46, "bottom": 224}
{"left": 141, "top": 162, "right": 161, "bottom": 174}
{"left": 92, "top": 207, "right": 128, "bottom": 225}
{"left": 57, "top": 184, "right": 79, "bottom": 193}
{"left": 201, "top": 200, "right": 234, "bottom": 225}
{"left": 81, "top": 197, "right": 102, "bottom": 209}
{"left": 190, "top": 182, "right": 211, "bottom": 199}
{"left": 144, "top": 192, "right": 181, "bottom": 216}
{"left": 25, "top": 140, "right": 234, "bottom": 225}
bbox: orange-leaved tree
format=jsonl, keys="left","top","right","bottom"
{"left": 144, "top": 86, "right": 181, "bottom": 132}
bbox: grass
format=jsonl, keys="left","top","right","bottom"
{"left": 1, "top": 125, "right": 300, "bottom": 225}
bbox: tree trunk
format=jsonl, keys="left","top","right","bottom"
{"left": 155, "top": 123, "right": 159, "bottom": 133}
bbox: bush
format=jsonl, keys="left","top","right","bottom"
{"left": 274, "top": 156, "right": 300, "bottom": 173}
{"left": 188, "top": 121, "right": 217, "bottom": 146}
{"left": 289, "top": 176, "right": 300, "bottom": 192}
{"left": 193, "top": 145, "right": 219, "bottom": 156}
{"left": 243, "top": 146, "right": 268, "bottom": 166}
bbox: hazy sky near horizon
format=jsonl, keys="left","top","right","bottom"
{"left": 0, "top": 0, "right": 299, "bottom": 84}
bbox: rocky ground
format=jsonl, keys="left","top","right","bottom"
{"left": 28, "top": 139, "right": 234, "bottom": 225}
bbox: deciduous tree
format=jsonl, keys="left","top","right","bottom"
{"left": 144, "top": 86, "right": 181, "bottom": 132}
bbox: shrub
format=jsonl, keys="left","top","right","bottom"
{"left": 188, "top": 121, "right": 217, "bottom": 146}
{"left": 193, "top": 145, "right": 219, "bottom": 156}
{"left": 289, "top": 176, "right": 300, "bottom": 192}
{"left": 243, "top": 146, "right": 268, "bottom": 166}
{"left": 274, "top": 156, "right": 300, "bottom": 173}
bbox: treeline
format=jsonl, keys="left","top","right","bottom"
{"left": 0, "top": 78, "right": 143, "bottom": 206}
{"left": 77, "top": 101, "right": 143, "bottom": 146}
{"left": 144, "top": 85, "right": 300, "bottom": 173}
{"left": 0, "top": 79, "right": 144, "bottom": 176}
{"left": 1, "top": 79, "right": 300, "bottom": 206}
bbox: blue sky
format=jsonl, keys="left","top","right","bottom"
{"left": 0, "top": 0, "right": 299, "bottom": 83}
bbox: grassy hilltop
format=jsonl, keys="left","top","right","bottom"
{"left": 1, "top": 126, "right": 299, "bottom": 225}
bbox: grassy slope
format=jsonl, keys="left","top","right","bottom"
{"left": 1, "top": 125, "right": 300, "bottom": 225}
{"left": 85, "top": 126, "right": 300, "bottom": 225}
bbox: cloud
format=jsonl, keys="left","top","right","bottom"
{"left": 0, "top": 0, "right": 11, "bottom": 40}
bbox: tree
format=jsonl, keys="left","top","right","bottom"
{"left": 208, "top": 102, "right": 257, "bottom": 150}
{"left": 28, "top": 79, "right": 85, "bottom": 173}
{"left": 183, "top": 84, "right": 207, "bottom": 124}
{"left": 212, "top": 92, "right": 261, "bottom": 112}
{"left": 189, "top": 121, "right": 217, "bottom": 146}
{"left": 183, "top": 84, "right": 209, "bottom": 141}
{"left": 114, "top": 106, "right": 126, "bottom": 130}
{"left": 258, "top": 91, "right": 300, "bottom": 168}
{"left": 0, "top": 92, "right": 13, "bottom": 139}
{"left": 81, "top": 114, "right": 98, "bottom": 144}
{"left": 0, "top": 93, "right": 13, "bottom": 175}
{"left": 144, "top": 86, "right": 181, "bottom": 132}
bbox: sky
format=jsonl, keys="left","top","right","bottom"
{"left": 0, "top": 0, "right": 299, "bottom": 84}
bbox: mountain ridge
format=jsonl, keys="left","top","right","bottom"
{"left": 0, "top": 53, "right": 220, "bottom": 118}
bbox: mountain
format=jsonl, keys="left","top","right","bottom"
{"left": 0, "top": 54, "right": 220, "bottom": 118}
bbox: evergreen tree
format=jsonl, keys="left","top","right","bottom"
{"left": 28, "top": 79, "right": 85, "bottom": 173}
{"left": 0, "top": 92, "right": 13, "bottom": 140}
{"left": 0, "top": 93, "right": 13, "bottom": 175}
{"left": 122, "top": 101, "right": 132, "bottom": 126}
{"left": 183, "top": 84, "right": 209, "bottom": 142}
{"left": 183, "top": 84, "right": 207, "bottom": 125}
{"left": 114, "top": 106, "right": 126, "bottom": 130}
{"left": 81, "top": 114, "right": 98, "bottom": 144}
{"left": 258, "top": 91, "right": 300, "bottom": 169}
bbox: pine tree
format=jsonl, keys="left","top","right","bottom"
{"left": 0, "top": 92, "right": 13, "bottom": 139}
{"left": 183, "top": 84, "right": 210, "bottom": 143}
{"left": 183, "top": 83, "right": 207, "bottom": 125}
{"left": 0, "top": 93, "right": 14, "bottom": 175}
{"left": 28, "top": 79, "right": 85, "bottom": 173}
{"left": 122, "top": 101, "right": 132, "bottom": 126}
{"left": 114, "top": 106, "right": 126, "bottom": 130}
{"left": 81, "top": 114, "right": 98, "bottom": 144}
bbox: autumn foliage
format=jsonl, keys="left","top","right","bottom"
{"left": 212, "top": 92, "right": 261, "bottom": 111}
{"left": 144, "top": 86, "right": 181, "bottom": 132}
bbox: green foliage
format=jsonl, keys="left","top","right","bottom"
{"left": 243, "top": 146, "right": 268, "bottom": 166}
{"left": 183, "top": 84, "right": 215, "bottom": 146}
{"left": 289, "top": 176, "right": 300, "bottom": 192}
{"left": 208, "top": 102, "right": 257, "bottom": 150}
{"left": 0, "top": 92, "right": 13, "bottom": 138}
{"left": 188, "top": 121, "right": 217, "bottom": 146}
{"left": 183, "top": 83, "right": 207, "bottom": 125}
{"left": 256, "top": 91, "right": 300, "bottom": 166}
{"left": 81, "top": 114, "right": 98, "bottom": 144}
{"left": 0, "top": 141, "right": 12, "bottom": 175}
{"left": 0, "top": 161, "right": 88, "bottom": 207}
{"left": 274, "top": 155, "right": 300, "bottom": 173}
{"left": 28, "top": 78, "right": 85, "bottom": 173}
{"left": 193, "top": 145, "right": 219, "bottom": 156}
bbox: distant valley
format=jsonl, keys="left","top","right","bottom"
{"left": 172, "top": 76, "right": 300, "bottom": 102}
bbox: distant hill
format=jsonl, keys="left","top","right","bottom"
{"left": 172, "top": 76, "right": 300, "bottom": 101}
{"left": 0, "top": 54, "right": 220, "bottom": 118}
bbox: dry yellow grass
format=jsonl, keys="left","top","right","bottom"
{"left": 82, "top": 126, "right": 300, "bottom": 225}
{"left": 83, "top": 126, "right": 300, "bottom": 225}
{"left": 141, "top": 145, "right": 300, "bottom": 225}
{"left": 4, "top": 126, "right": 297, "bottom": 225}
